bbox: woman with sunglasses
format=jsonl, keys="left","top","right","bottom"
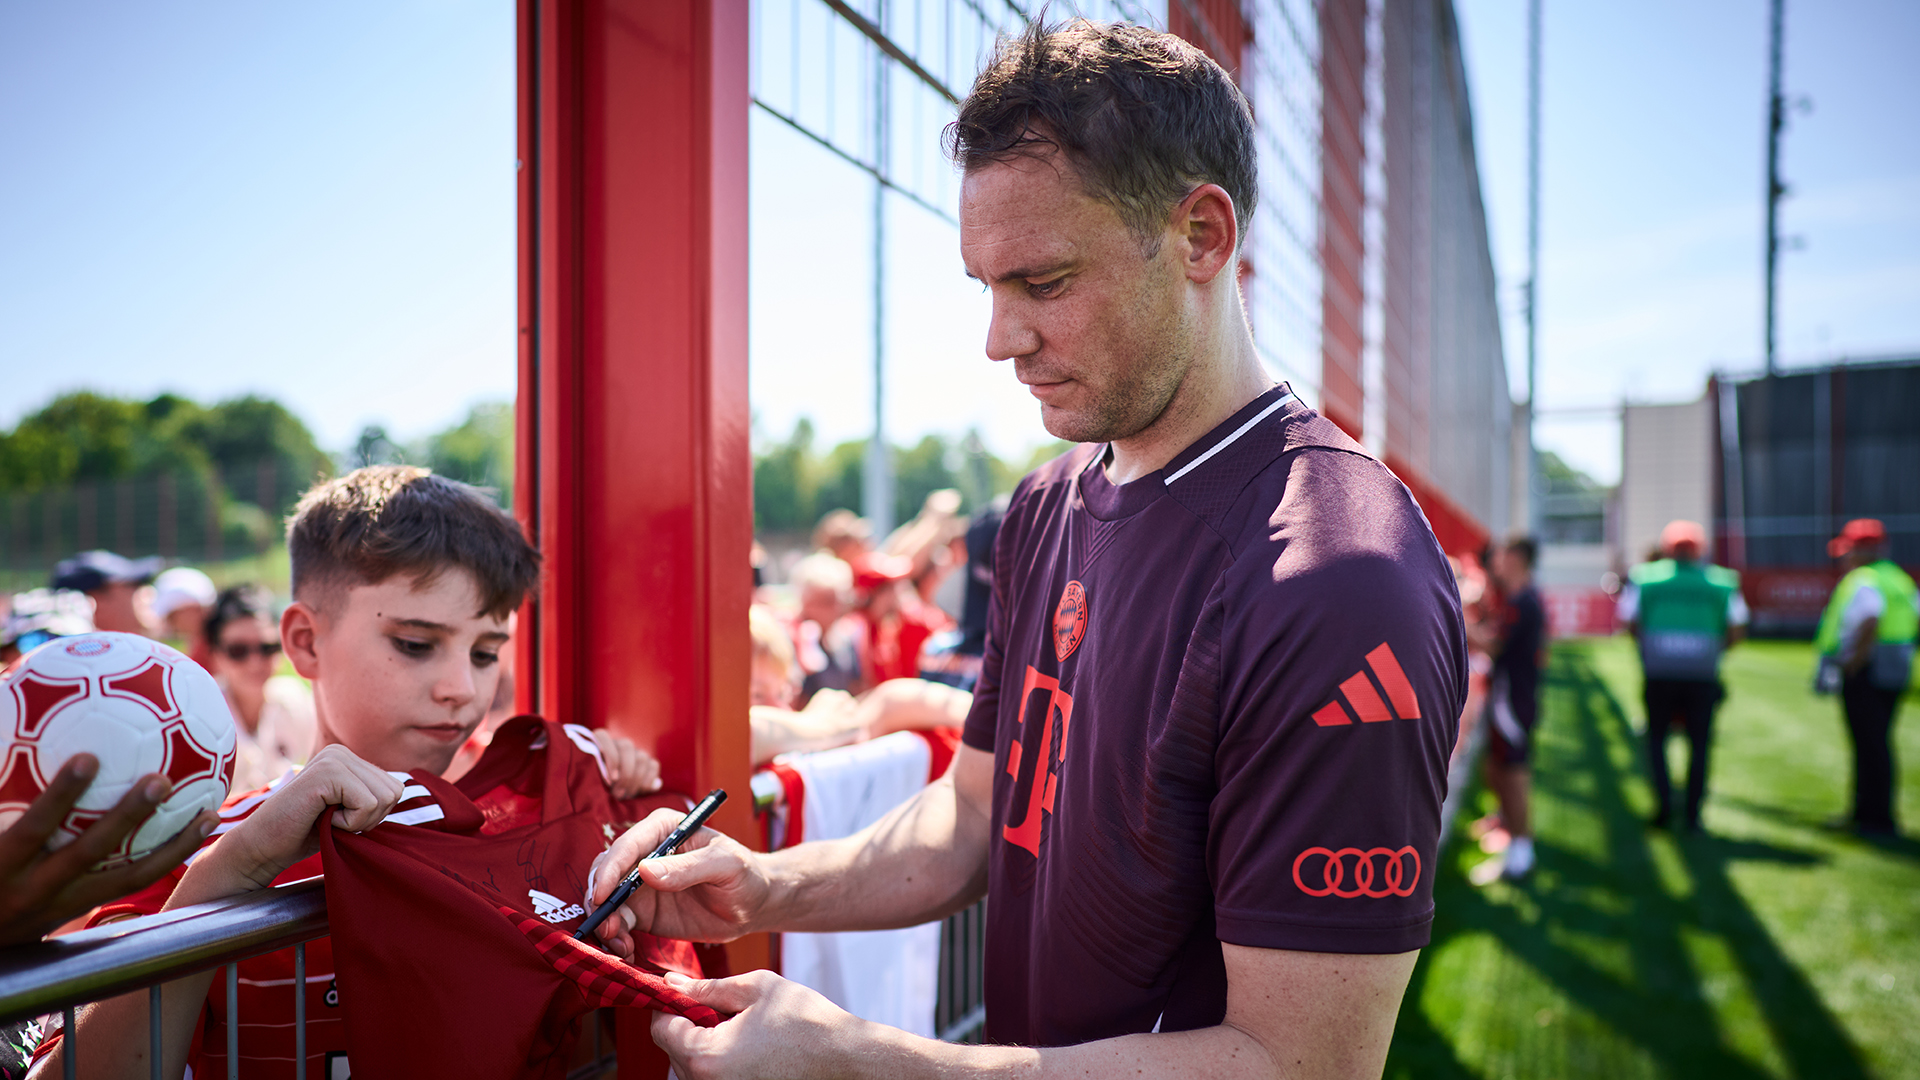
{"left": 205, "top": 584, "right": 316, "bottom": 793}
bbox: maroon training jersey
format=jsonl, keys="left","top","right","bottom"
{"left": 961, "top": 385, "right": 1466, "bottom": 1047}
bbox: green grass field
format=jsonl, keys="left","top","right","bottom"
{"left": 1387, "top": 637, "right": 1920, "bottom": 1080}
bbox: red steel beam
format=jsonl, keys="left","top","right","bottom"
{"left": 516, "top": 4, "right": 762, "bottom": 1074}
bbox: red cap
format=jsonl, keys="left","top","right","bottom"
{"left": 850, "top": 552, "right": 913, "bottom": 591}
{"left": 1660, "top": 520, "right": 1707, "bottom": 558}
{"left": 1829, "top": 518, "right": 1887, "bottom": 558}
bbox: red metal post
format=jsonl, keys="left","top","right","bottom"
{"left": 516, "top": 5, "right": 763, "bottom": 1075}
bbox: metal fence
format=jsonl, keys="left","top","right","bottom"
{"left": 934, "top": 898, "right": 987, "bottom": 1043}
{"left": 0, "top": 880, "right": 336, "bottom": 1080}
{"left": 0, "top": 461, "right": 291, "bottom": 583}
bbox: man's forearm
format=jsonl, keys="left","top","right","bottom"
{"left": 854, "top": 1020, "right": 1302, "bottom": 1080}
{"left": 758, "top": 769, "right": 990, "bottom": 934}
{"left": 834, "top": 945, "right": 1409, "bottom": 1080}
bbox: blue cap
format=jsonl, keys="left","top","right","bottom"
{"left": 50, "top": 550, "right": 163, "bottom": 593}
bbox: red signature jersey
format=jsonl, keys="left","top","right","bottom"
{"left": 319, "top": 716, "right": 720, "bottom": 1080}
{"left": 963, "top": 386, "right": 1466, "bottom": 1047}
{"left": 34, "top": 717, "right": 716, "bottom": 1080}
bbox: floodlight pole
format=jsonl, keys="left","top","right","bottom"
{"left": 863, "top": 13, "right": 896, "bottom": 537}
{"left": 1525, "top": 0, "right": 1542, "bottom": 538}
{"left": 1763, "top": 0, "right": 1784, "bottom": 377}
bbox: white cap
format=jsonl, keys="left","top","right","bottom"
{"left": 152, "top": 567, "right": 218, "bottom": 619}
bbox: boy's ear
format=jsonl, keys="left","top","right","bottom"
{"left": 282, "top": 601, "right": 323, "bottom": 680}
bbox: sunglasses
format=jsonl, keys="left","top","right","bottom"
{"left": 221, "top": 641, "right": 283, "bottom": 662}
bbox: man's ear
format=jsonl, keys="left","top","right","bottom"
{"left": 282, "top": 601, "right": 323, "bottom": 680}
{"left": 1174, "top": 183, "right": 1239, "bottom": 285}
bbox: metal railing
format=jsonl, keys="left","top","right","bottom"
{"left": 0, "top": 882, "right": 622, "bottom": 1080}
{"left": 1, "top": 877, "right": 989, "bottom": 1077}
{"left": 934, "top": 899, "right": 987, "bottom": 1043}
{"left": 0, "top": 879, "right": 329, "bottom": 1080}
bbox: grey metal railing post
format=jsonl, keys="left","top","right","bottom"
{"left": 294, "top": 943, "right": 306, "bottom": 1080}
{"left": 148, "top": 985, "right": 161, "bottom": 1080}
{"left": 62, "top": 1005, "right": 75, "bottom": 1080}
{"left": 226, "top": 963, "right": 239, "bottom": 1080}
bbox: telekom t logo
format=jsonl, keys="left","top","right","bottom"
{"left": 1003, "top": 665, "right": 1074, "bottom": 856}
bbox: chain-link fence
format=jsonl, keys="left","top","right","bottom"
{"left": 0, "top": 461, "right": 300, "bottom": 585}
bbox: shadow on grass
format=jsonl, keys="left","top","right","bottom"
{"left": 1856, "top": 832, "right": 1920, "bottom": 860}
{"left": 1388, "top": 642, "right": 1873, "bottom": 1080}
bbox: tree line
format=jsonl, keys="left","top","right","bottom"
{"left": 751, "top": 418, "right": 1068, "bottom": 534}
{"left": 0, "top": 392, "right": 1063, "bottom": 551}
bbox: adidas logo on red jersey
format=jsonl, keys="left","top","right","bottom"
{"left": 530, "top": 888, "right": 586, "bottom": 924}
{"left": 1311, "top": 643, "right": 1421, "bottom": 726}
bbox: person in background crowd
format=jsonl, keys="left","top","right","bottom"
{"left": 50, "top": 551, "right": 161, "bottom": 637}
{"left": 1468, "top": 535, "right": 1545, "bottom": 880}
{"left": 790, "top": 552, "right": 863, "bottom": 704}
{"left": 815, "top": 507, "right": 916, "bottom": 598}
{"left": 151, "top": 567, "right": 218, "bottom": 669}
{"left": 750, "top": 604, "right": 800, "bottom": 710}
{"left": 1815, "top": 518, "right": 1917, "bottom": 836}
{"left": 812, "top": 509, "right": 876, "bottom": 566}
{"left": 849, "top": 557, "right": 936, "bottom": 686}
{"left": 0, "top": 590, "right": 94, "bottom": 671}
{"left": 877, "top": 489, "right": 967, "bottom": 609}
{"left": 865, "top": 492, "right": 965, "bottom": 685}
{"left": 921, "top": 497, "right": 1007, "bottom": 690}
{"left": 205, "top": 584, "right": 318, "bottom": 793}
{"left": 1450, "top": 551, "right": 1495, "bottom": 764}
{"left": 747, "top": 603, "right": 970, "bottom": 766}
{"left": 1619, "top": 520, "right": 1747, "bottom": 832}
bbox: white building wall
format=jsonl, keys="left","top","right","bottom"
{"left": 1620, "top": 397, "right": 1714, "bottom": 565}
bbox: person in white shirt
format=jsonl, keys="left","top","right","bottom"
{"left": 205, "top": 584, "right": 317, "bottom": 793}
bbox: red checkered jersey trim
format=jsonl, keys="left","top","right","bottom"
{"left": 502, "top": 907, "right": 724, "bottom": 1027}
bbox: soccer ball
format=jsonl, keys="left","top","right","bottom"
{"left": 0, "top": 632, "right": 237, "bottom": 866}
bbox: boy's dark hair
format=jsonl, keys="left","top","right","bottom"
{"left": 287, "top": 466, "right": 539, "bottom": 619}
{"left": 205, "top": 584, "right": 274, "bottom": 645}
{"left": 944, "top": 19, "right": 1258, "bottom": 253}
{"left": 1506, "top": 535, "right": 1540, "bottom": 570}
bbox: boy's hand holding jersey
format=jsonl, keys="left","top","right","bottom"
{"left": 591, "top": 728, "right": 664, "bottom": 798}
{"left": 167, "top": 745, "right": 405, "bottom": 905}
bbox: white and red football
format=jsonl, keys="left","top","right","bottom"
{"left": 0, "top": 631, "right": 237, "bottom": 866}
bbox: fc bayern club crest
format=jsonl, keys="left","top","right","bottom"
{"left": 1053, "top": 580, "right": 1088, "bottom": 662}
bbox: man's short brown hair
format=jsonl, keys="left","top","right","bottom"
{"left": 945, "top": 19, "right": 1258, "bottom": 252}
{"left": 287, "top": 465, "right": 539, "bottom": 619}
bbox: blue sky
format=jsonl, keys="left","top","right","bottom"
{"left": 3, "top": 1, "right": 1916, "bottom": 486}
{"left": 1457, "top": 0, "right": 1920, "bottom": 480}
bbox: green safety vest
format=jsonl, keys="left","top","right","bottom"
{"left": 1815, "top": 560, "right": 1918, "bottom": 691}
{"left": 1629, "top": 558, "right": 1740, "bottom": 681}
